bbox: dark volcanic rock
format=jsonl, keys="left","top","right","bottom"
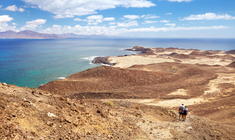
{"left": 226, "top": 50, "right": 235, "bottom": 54}
{"left": 168, "top": 53, "right": 193, "bottom": 59}
{"left": 190, "top": 50, "right": 214, "bottom": 56}
{"left": 92, "top": 57, "right": 115, "bottom": 65}
{"left": 126, "top": 46, "right": 155, "bottom": 55}
{"left": 228, "top": 61, "right": 235, "bottom": 68}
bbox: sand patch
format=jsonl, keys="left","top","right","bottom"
{"left": 204, "top": 73, "right": 235, "bottom": 93}
{"left": 109, "top": 55, "right": 175, "bottom": 68}
{"left": 180, "top": 57, "right": 232, "bottom": 66}
{"left": 168, "top": 89, "right": 188, "bottom": 96}
{"left": 103, "top": 98, "right": 208, "bottom": 108}
{"left": 144, "top": 98, "right": 207, "bottom": 108}
{"left": 155, "top": 50, "right": 193, "bottom": 55}
{"left": 108, "top": 52, "right": 233, "bottom": 68}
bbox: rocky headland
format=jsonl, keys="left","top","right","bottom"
{"left": 1, "top": 46, "right": 235, "bottom": 139}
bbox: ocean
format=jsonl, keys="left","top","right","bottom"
{"left": 0, "top": 38, "right": 234, "bottom": 88}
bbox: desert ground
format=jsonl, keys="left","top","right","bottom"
{"left": 1, "top": 46, "right": 235, "bottom": 139}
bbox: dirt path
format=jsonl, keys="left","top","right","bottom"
{"left": 136, "top": 113, "right": 193, "bottom": 140}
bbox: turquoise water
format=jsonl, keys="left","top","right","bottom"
{"left": 0, "top": 38, "right": 234, "bottom": 88}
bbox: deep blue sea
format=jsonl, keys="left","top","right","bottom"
{"left": 0, "top": 38, "right": 234, "bottom": 88}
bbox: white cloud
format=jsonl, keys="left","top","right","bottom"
{"left": 123, "top": 15, "right": 140, "bottom": 20}
{"left": 21, "top": 19, "right": 47, "bottom": 30}
{"left": 144, "top": 19, "right": 171, "bottom": 24}
{"left": 141, "top": 15, "right": 160, "bottom": 19}
{"left": 23, "top": 0, "right": 155, "bottom": 18}
{"left": 5, "top": 5, "right": 25, "bottom": 12}
{"left": 103, "top": 17, "right": 115, "bottom": 22}
{"left": 0, "top": 15, "right": 16, "bottom": 32}
{"left": 74, "top": 15, "right": 115, "bottom": 24}
{"left": 85, "top": 15, "right": 115, "bottom": 25}
{"left": 127, "top": 25, "right": 227, "bottom": 32}
{"left": 117, "top": 20, "right": 138, "bottom": 27}
{"left": 74, "top": 18, "right": 82, "bottom": 21}
{"left": 123, "top": 14, "right": 159, "bottom": 20}
{"left": 167, "top": 0, "right": 192, "bottom": 2}
{"left": 0, "top": 23, "right": 16, "bottom": 32}
{"left": 159, "top": 20, "right": 170, "bottom": 23}
{"left": 0, "top": 15, "right": 13, "bottom": 23}
{"left": 183, "top": 13, "right": 235, "bottom": 21}
{"left": 41, "top": 24, "right": 227, "bottom": 36}
{"left": 165, "top": 23, "right": 176, "bottom": 27}
{"left": 86, "top": 15, "right": 104, "bottom": 25}
{"left": 43, "top": 24, "right": 122, "bottom": 35}
{"left": 144, "top": 20, "right": 158, "bottom": 24}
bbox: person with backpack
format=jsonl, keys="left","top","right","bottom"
{"left": 178, "top": 104, "right": 185, "bottom": 121}
{"left": 182, "top": 106, "right": 189, "bottom": 121}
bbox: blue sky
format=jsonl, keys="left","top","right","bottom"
{"left": 0, "top": 0, "right": 235, "bottom": 38}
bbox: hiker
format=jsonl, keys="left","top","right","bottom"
{"left": 178, "top": 104, "right": 185, "bottom": 121}
{"left": 182, "top": 106, "right": 189, "bottom": 121}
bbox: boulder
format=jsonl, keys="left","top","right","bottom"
{"left": 92, "top": 57, "right": 115, "bottom": 65}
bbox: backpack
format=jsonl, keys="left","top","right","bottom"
{"left": 179, "top": 106, "right": 184, "bottom": 113}
{"left": 183, "top": 108, "right": 188, "bottom": 114}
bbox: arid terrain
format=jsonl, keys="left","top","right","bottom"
{"left": 1, "top": 46, "right": 235, "bottom": 139}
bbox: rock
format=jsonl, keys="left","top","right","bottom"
{"left": 226, "top": 50, "right": 235, "bottom": 54}
{"left": 227, "top": 61, "right": 235, "bottom": 68}
{"left": 168, "top": 53, "right": 193, "bottom": 59}
{"left": 2, "top": 83, "right": 7, "bottom": 86}
{"left": 185, "top": 126, "right": 193, "bottom": 134}
{"left": 47, "top": 112, "right": 57, "bottom": 118}
{"left": 126, "top": 46, "right": 155, "bottom": 55}
{"left": 46, "top": 121, "right": 54, "bottom": 127}
{"left": 96, "top": 110, "right": 106, "bottom": 118}
{"left": 96, "top": 110, "right": 101, "bottom": 114}
{"left": 92, "top": 57, "right": 115, "bottom": 65}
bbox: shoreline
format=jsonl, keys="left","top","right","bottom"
{"left": 1, "top": 46, "right": 234, "bottom": 88}
{"left": 92, "top": 46, "right": 235, "bottom": 68}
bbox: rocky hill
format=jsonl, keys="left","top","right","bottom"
{"left": 1, "top": 83, "right": 235, "bottom": 139}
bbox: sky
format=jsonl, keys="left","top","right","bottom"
{"left": 0, "top": 0, "right": 235, "bottom": 38}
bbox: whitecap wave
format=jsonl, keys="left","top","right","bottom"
{"left": 81, "top": 56, "right": 98, "bottom": 64}
{"left": 101, "top": 64, "right": 112, "bottom": 66}
{"left": 119, "top": 47, "right": 130, "bottom": 51}
{"left": 57, "top": 77, "right": 66, "bottom": 80}
{"left": 39, "top": 83, "right": 45, "bottom": 87}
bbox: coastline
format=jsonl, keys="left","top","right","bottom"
{"left": 92, "top": 46, "right": 235, "bottom": 68}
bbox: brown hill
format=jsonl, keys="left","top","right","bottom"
{"left": 228, "top": 61, "right": 235, "bottom": 68}
{"left": 0, "top": 83, "right": 162, "bottom": 139}
{"left": 40, "top": 63, "right": 216, "bottom": 99}
{"left": 1, "top": 83, "right": 235, "bottom": 139}
{"left": 226, "top": 50, "right": 235, "bottom": 54}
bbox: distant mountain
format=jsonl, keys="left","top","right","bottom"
{"left": 0, "top": 30, "right": 80, "bottom": 39}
